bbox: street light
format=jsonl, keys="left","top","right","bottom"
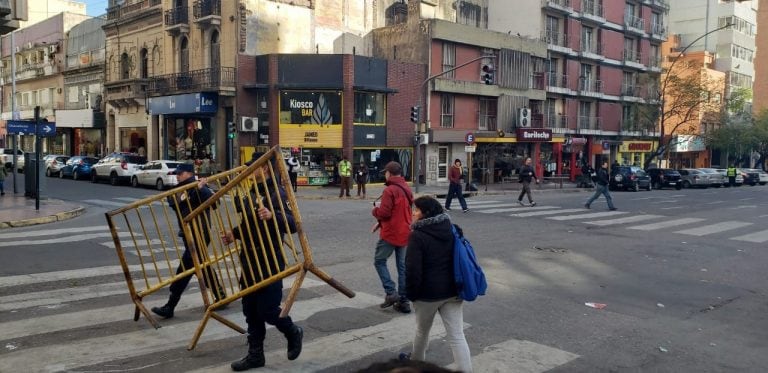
{"left": 413, "top": 54, "right": 497, "bottom": 192}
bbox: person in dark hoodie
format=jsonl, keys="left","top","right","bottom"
{"left": 400, "top": 196, "right": 472, "bottom": 372}
{"left": 221, "top": 152, "right": 302, "bottom": 371}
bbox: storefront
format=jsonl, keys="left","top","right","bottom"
{"left": 278, "top": 90, "right": 343, "bottom": 186}
{"left": 670, "top": 135, "right": 707, "bottom": 168}
{"left": 55, "top": 109, "right": 106, "bottom": 157}
{"left": 617, "top": 140, "right": 656, "bottom": 167}
{"left": 149, "top": 92, "right": 219, "bottom": 165}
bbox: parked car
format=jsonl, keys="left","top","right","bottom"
{"left": 131, "top": 160, "right": 180, "bottom": 190}
{"left": 713, "top": 168, "right": 743, "bottom": 186}
{"left": 645, "top": 168, "right": 682, "bottom": 190}
{"left": 754, "top": 169, "right": 768, "bottom": 185}
{"left": 738, "top": 168, "right": 760, "bottom": 186}
{"left": 697, "top": 168, "right": 724, "bottom": 188}
{"left": 678, "top": 169, "right": 710, "bottom": 188}
{"left": 610, "top": 166, "right": 652, "bottom": 191}
{"left": 91, "top": 152, "right": 147, "bottom": 185}
{"left": 1, "top": 148, "right": 25, "bottom": 172}
{"left": 43, "top": 154, "right": 70, "bottom": 177}
{"left": 59, "top": 156, "right": 99, "bottom": 180}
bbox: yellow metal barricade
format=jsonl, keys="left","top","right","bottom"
{"left": 105, "top": 146, "right": 355, "bottom": 349}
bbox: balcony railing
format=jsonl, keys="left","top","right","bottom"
{"left": 147, "top": 67, "right": 236, "bottom": 95}
{"left": 547, "top": 114, "right": 568, "bottom": 129}
{"left": 578, "top": 78, "right": 602, "bottom": 93}
{"left": 651, "top": 23, "right": 667, "bottom": 37}
{"left": 541, "top": 30, "right": 569, "bottom": 48}
{"left": 107, "top": 0, "right": 161, "bottom": 20}
{"left": 580, "top": 42, "right": 603, "bottom": 55}
{"left": 542, "top": 0, "right": 572, "bottom": 11}
{"left": 193, "top": 0, "right": 221, "bottom": 20}
{"left": 546, "top": 73, "right": 569, "bottom": 88}
{"left": 621, "top": 83, "right": 639, "bottom": 97}
{"left": 647, "top": 56, "right": 661, "bottom": 69}
{"left": 530, "top": 72, "right": 546, "bottom": 90}
{"left": 165, "top": 6, "right": 189, "bottom": 26}
{"left": 623, "top": 49, "right": 641, "bottom": 63}
{"left": 581, "top": 0, "right": 604, "bottom": 18}
{"left": 624, "top": 14, "right": 644, "bottom": 31}
{"left": 578, "top": 116, "right": 602, "bottom": 130}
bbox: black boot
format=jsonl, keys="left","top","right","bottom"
{"left": 151, "top": 293, "right": 181, "bottom": 319}
{"left": 285, "top": 325, "right": 303, "bottom": 361}
{"left": 231, "top": 342, "right": 265, "bottom": 371}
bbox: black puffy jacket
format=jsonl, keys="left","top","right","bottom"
{"left": 406, "top": 213, "right": 458, "bottom": 301}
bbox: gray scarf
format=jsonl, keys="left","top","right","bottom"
{"left": 411, "top": 212, "right": 451, "bottom": 230}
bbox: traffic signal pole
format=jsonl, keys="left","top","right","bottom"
{"left": 413, "top": 54, "right": 496, "bottom": 193}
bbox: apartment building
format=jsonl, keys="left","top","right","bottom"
{"left": 0, "top": 12, "right": 90, "bottom": 153}
{"left": 752, "top": 0, "right": 767, "bottom": 114}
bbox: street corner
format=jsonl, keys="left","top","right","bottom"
{"left": 0, "top": 202, "right": 85, "bottom": 228}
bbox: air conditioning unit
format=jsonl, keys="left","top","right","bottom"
{"left": 241, "top": 116, "right": 258, "bottom": 131}
{"left": 14, "top": 46, "right": 19, "bottom": 53}
{"left": 418, "top": 133, "right": 429, "bottom": 145}
{"left": 48, "top": 45, "right": 57, "bottom": 53}
{"left": 519, "top": 107, "right": 531, "bottom": 127}
{"left": 25, "top": 42, "right": 32, "bottom": 49}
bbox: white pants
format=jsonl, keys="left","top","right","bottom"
{"left": 412, "top": 297, "right": 473, "bottom": 373}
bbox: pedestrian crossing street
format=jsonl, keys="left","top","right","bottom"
{"left": 0, "top": 264, "right": 579, "bottom": 372}
{"left": 466, "top": 200, "right": 768, "bottom": 243}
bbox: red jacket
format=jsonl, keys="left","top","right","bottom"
{"left": 372, "top": 176, "right": 413, "bottom": 247}
{"left": 448, "top": 165, "right": 463, "bottom": 184}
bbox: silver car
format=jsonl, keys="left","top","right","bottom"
{"left": 714, "top": 168, "right": 743, "bottom": 186}
{"left": 43, "top": 154, "right": 70, "bottom": 177}
{"left": 697, "top": 168, "right": 724, "bottom": 188}
{"left": 678, "top": 169, "right": 710, "bottom": 188}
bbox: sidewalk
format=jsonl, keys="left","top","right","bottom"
{"left": 0, "top": 174, "right": 585, "bottom": 228}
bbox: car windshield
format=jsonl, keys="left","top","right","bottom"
{"left": 166, "top": 162, "right": 181, "bottom": 169}
{"left": 125, "top": 156, "right": 147, "bottom": 164}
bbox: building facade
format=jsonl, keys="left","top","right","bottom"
{"left": 752, "top": 0, "right": 768, "bottom": 114}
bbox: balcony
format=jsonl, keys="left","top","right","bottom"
{"left": 578, "top": 116, "right": 602, "bottom": 132}
{"left": 104, "top": 79, "right": 149, "bottom": 108}
{"left": 646, "top": 0, "right": 670, "bottom": 11}
{"left": 650, "top": 23, "right": 667, "bottom": 40}
{"left": 547, "top": 115, "right": 569, "bottom": 130}
{"left": 580, "top": 0, "right": 605, "bottom": 23}
{"left": 530, "top": 72, "right": 546, "bottom": 90}
{"left": 106, "top": 0, "right": 161, "bottom": 21}
{"left": 622, "top": 49, "right": 644, "bottom": 69}
{"left": 193, "top": 0, "right": 221, "bottom": 26}
{"left": 165, "top": 6, "right": 190, "bottom": 35}
{"left": 647, "top": 56, "right": 661, "bottom": 72}
{"left": 624, "top": 14, "right": 645, "bottom": 35}
{"left": 542, "top": 0, "right": 573, "bottom": 14}
{"left": 580, "top": 42, "right": 604, "bottom": 60}
{"left": 147, "top": 67, "right": 236, "bottom": 96}
{"left": 578, "top": 78, "right": 602, "bottom": 98}
{"left": 541, "top": 31, "right": 573, "bottom": 54}
{"left": 621, "top": 83, "right": 643, "bottom": 102}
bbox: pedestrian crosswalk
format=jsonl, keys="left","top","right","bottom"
{"left": 0, "top": 263, "right": 579, "bottom": 372}
{"left": 464, "top": 200, "right": 768, "bottom": 243}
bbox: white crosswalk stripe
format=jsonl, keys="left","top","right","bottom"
{"left": 509, "top": 208, "right": 586, "bottom": 218}
{"left": 475, "top": 205, "right": 559, "bottom": 214}
{"left": 584, "top": 214, "right": 663, "bottom": 226}
{"left": 731, "top": 229, "right": 768, "bottom": 243}
{"left": 627, "top": 218, "right": 706, "bottom": 231}
{"left": 83, "top": 199, "right": 131, "bottom": 207}
{"left": 548, "top": 211, "right": 628, "bottom": 221}
{"left": 0, "top": 264, "right": 579, "bottom": 372}
{"left": 674, "top": 221, "right": 754, "bottom": 236}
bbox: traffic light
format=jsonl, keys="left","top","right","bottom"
{"left": 481, "top": 64, "right": 495, "bottom": 85}
{"left": 227, "top": 121, "right": 236, "bottom": 139}
{"left": 410, "top": 105, "right": 420, "bottom": 123}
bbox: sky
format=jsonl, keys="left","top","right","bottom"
{"left": 82, "top": 0, "right": 111, "bottom": 17}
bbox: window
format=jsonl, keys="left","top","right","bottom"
{"left": 120, "top": 52, "right": 130, "bottom": 80}
{"left": 622, "top": 72, "right": 635, "bottom": 95}
{"left": 442, "top": 42, "right": 455, "bottom": 79}
{"left": 180, "top": 36, "right": 189, "bottom": 73}
{"left": 456, "top": 1, "right": 485, "bottom": 28}
{"left": 353, "top": 92, "right": 386, "bottom": 125}
{"left": 650, "top": 44, "right": 660, "bottom": 66}
{"left": 440, "top": 94, "right": 454, "bottom": 128}
{"left": 731, "top": 44, "right": 754, "bottom": 62}
{"left": 719, "top": 15, "right": 756, "bottom": 37}
{"left": 623, "top": 37, "right": 637, "bottom": 61}
{"left": 140, "top": 48, "right": 148, "bottom": 79}
{"left": 210, "top": 30, "right": 220, "bottom": 68}
{"left": 580, "top": 63, "right": 592, "bottom": 90}
{"left": 478, "top": 98, "right": 497, "bottom": 131}
{"left": 582, "top": 26, "right": 594, "bottom": 53}
{"left": 545, "top": 15, "right": 559, "bottom": 43}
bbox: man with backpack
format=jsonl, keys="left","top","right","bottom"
{"left": 371, "top": 161, "right": 413, "bottom": 314}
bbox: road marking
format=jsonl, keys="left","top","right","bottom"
{"left": 447, "top": 339, "right": 580, "bottom": 373}
{"left": 0, "top": 231, "right": 136, "bottom": 248}
{"left": 668, "top": 195, "right": 685, "bottom": 198}
{"left": 0, "top": 292, "right": 383, "bottom": 373}
{"left": 739, "top": 197, "right": 755, "bottom": 201}
{"left": 509, "top": 208, "right": 586, "bottom": 218}
{"left": 628, "top": 218, "right": 705, "bottom": 231}
{"left": 585, "top": 214, "right": 663, "bottom": 226}
{"left": 706, "top": 201, "right": 725, "bottom": 204}
{"left": 466, "top": 200, "right": 503, "bottom": 205}
{"left": 661, "top": 207, "right": 683, "bottom": 210}
{"left": 730, "top": 229, "right": 768, "bottom": 243}
{"left": 476, "top": 206, "right": 559, "bottom": 214}
{"left": 468, "top": 203, "right": 534, "bottom": 210}
{"left": 0, "top": 262, "right": 178, "bottom": 288}
{"left": 674, "top": 221, "right": 754, "bottom": 236}
{"left": 730, "top": 205, "right": 757, "bottom": 209}
{"left": 548, "top": 211, "right": 628, "bottom": 221}
{"left": 650, "top": 200, "right": 677, "bottom": 204}
{"left": 83, "top": 199, "right": 130, "bottom": 207}
{"left": 114, "top": 197, "right": 145, "bottom": 202}
{"left": 0, "top": 226, "right": 107, "bottom": 239}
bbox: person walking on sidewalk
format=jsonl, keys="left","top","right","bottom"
{"left": 338, "top": 155, "right": 352, "bottom": 198}
{"left": 0, "top": 165, "right": 7, "bottom": 196}
{"left": 221, "top": 153, "right": 303, "bottom": 371}
{"left": 356, "top": 161, "right": 369, "bottom": 199}
{"left": 152, "top": 163, "right": 226, "bottom": 319}
{"left": 400, "top": 196, "right": 473, "bottom": 372}
{"left": 371, "top": 161, "right": 413, "bottom": 314}
{"left": 286, "top": 155, "right": 299, "bottom": 193}
{"left": 517, "top": 157, "right": 538, "bottom": 207}
{"left": 445, "top": 159, "right": 468, "bottom": 213}
{"left": 585, "top": 160, "right": 617, "bottom": 211}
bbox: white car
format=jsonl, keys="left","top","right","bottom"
{"left": 92, "top": 152, "right": 148, "bottom": 185}
{"left": 1, "top": 148, "right": 25, "bottom": 172}
{"left": 131, "top": 160, "right": 180, "bottom": 190}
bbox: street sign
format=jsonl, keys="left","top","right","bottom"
{"left": 465, "top": 132, "right": 475, "bottom": 145}
{"left": 465, "top": 145, "right": 476, "bottom": 153}
{"left": 6, "top": 120, "right": 56, "bottom": 136}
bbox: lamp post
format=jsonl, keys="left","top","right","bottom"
{"left": 654, "top": 22, "right": 734, "bottom": 167}
{"left": 413, "top": 54, "right": 496, "bottom": 193}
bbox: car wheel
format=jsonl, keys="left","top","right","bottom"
{"left": 633, "top": 182, "right": 640, "bottom": 192}
{"left": 683, "top": 180, "right": 691, "bottom": 188}
{"left": 46, "top": 168, "right": 52, "bottom": 177}
{"left": 760, "top": 182, "right": 766, "bottom": 186}
{"left": 109, "top": 172, "right": 119, "bottom": 186}
{"left": 91, "top": 172, "right": 98, "bottom": 183}
{"left": 59, "top": 170, "right": 65, "bottom": 179}
{"left": 646, "top": 183, "right": 652, "bottom": 191}
{"left": 132, "top": 177, "right": 139, "bottom": 188}
{"left": 156, "top": 179, "right": 165, "bottom": 190}
{"left": 675, "top": 184, "right": 682, "bottom": 190}
{"left": 73, "top": 171, "right": 79, "bottom": 180}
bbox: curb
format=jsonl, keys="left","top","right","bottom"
{"left": 294, "top": 187, "right": 591, "bottom": 201}
{"left": 0, "top": 206, "right": 85, "bottom": 228}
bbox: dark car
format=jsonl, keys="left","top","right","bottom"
{"left": 610, "top": 166, "right": 652, "bottom": 191}
{"left": 646, "top": 168, "right": 682, "bottom": 190}
{"left": 59, "top": 156, "right": 99, "bottom": 180}
{"left": 738, "top": 168, "right": 760, "bottom": 186}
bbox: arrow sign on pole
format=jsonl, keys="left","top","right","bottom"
{"left": 38, "top": 122, "right": 56, "bottom": 136}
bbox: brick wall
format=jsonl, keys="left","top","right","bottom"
{"left": 386, "top": 60, "right": 427, "bottom": 147}
{"left": 235, "top": 53, "right": 260, "bottom": 147}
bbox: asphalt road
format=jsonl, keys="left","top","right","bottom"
{"left": 1, "top": 177, "right": 767, "bottom": 372}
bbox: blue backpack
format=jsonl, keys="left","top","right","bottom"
{"left": 452, "top": 224, "right": 487, "bottom": 301}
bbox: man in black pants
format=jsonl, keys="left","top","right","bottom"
{"left": 221, "top": 153, "right": 303, "bottom": 371}
{"left": 517, "top": 157, "right": 539, "bottom": 207}
{"left": 152, "top": 163, "right": 225, "bottom": 319}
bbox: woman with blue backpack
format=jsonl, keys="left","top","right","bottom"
{"left": 400, "top": 195, "right": 474, "bottom": 372}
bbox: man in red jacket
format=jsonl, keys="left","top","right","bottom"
{"left": 371, "top": 161, "right": 413, "bottom": 313}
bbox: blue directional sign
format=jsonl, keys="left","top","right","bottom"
{"left": 6, "top": 120, "right": 56, "bottom": 136}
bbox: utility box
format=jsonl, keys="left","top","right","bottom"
{"left": 24, "top": 153, "right": 46, "bottom": 198}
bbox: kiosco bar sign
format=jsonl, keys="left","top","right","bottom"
{"left": 516, "top": 128, "right": 552, "bottom": 142}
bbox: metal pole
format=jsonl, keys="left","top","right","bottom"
{"left": 34, "top": 106, "right": 40, "bottom": 210}
{"left": 11, "top": 30, "right": 18, "bottom": 194}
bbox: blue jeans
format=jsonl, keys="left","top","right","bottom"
{"left": 586, "top": 184, "right": 615, "bottom": 209}
{"left": 445, "top": 183, "right": 467, "bottom": 210}
{"left": 374, "top": 239, "right": 407, "bottom": 300}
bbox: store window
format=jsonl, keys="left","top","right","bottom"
{"left": 119, "top": 128, "right": 147, "bottom": 154}
{"left": 353, "top": 92, "right": 386, "bottom": 125}
{"left": 165, "top": 118, "right": 212, "bottom": 161}
{"left": 352, "top": 148, "right": 412, "bottom": 183}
